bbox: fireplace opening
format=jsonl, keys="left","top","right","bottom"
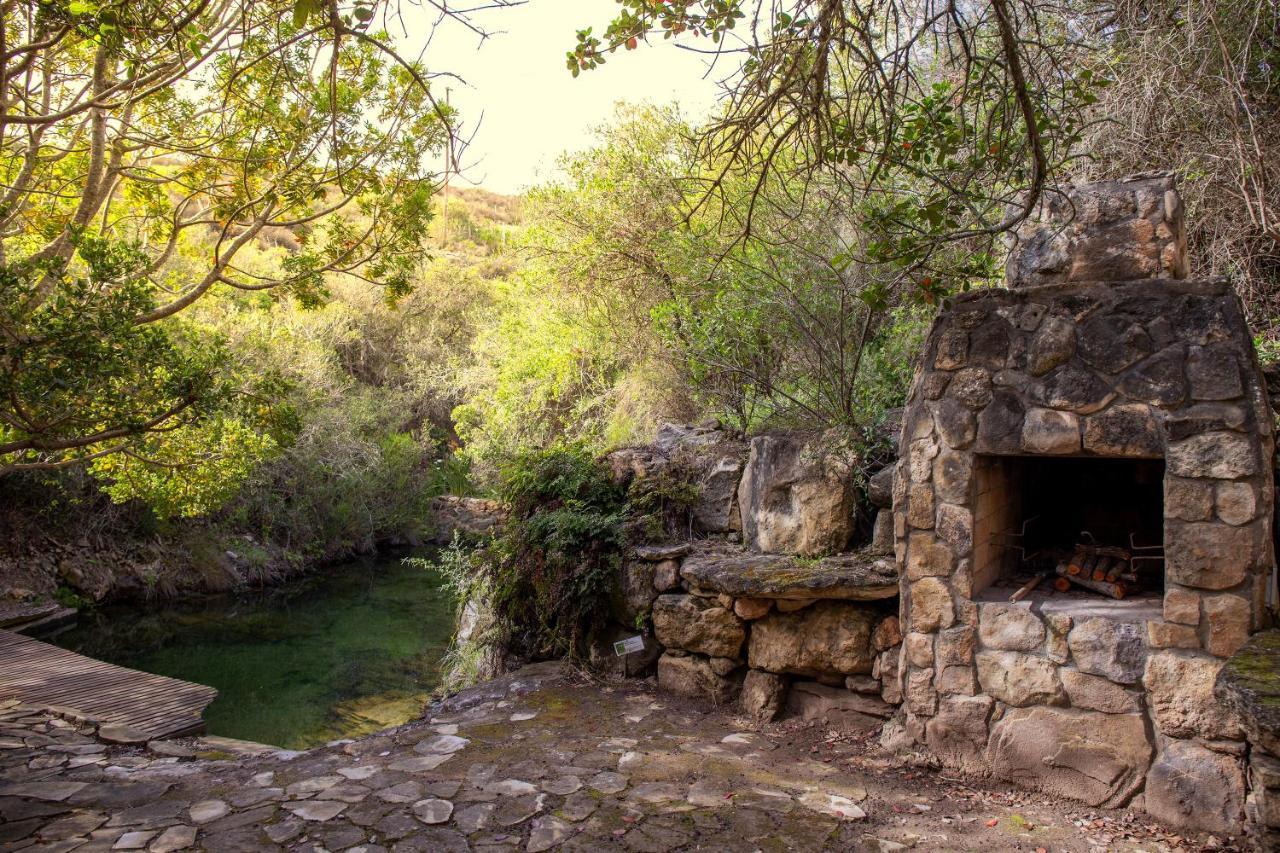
{"left": 972, "top": 455, "right": 1165, "bottom": 614}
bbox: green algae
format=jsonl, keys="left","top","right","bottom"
{"left": 55, "top": 552, "right": 456, "bottom": 749}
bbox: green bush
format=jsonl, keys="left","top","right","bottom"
{"left": 488, "top": 447, "right": 626, "bottom": 660}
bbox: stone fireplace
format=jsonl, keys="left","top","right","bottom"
{"left": 893, "top": 174, "right": 1277, "bottom": 832}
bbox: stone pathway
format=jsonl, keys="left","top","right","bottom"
{"left": 0, "top": 663, "right": 1244, "bottom": 851}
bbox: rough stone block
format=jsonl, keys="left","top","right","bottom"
{"left": 1145, "top": 739, "right": 1245, "bottom": 834}
{"left": 925, "top": 695, "right": 994, "bottom": 772}
{"left": 904, "top": 632, "right": 934, "bottom": 669}
{"left": 1188, "top": 344, "right": 1244, "bottom": 401}
{"left": 1060, "top": 669, "right": 1141, "bottom": 714}
{"left": 936, "top": 664, "right": 978, "bottom": 695}
{"left": 937, "top": 626, "right": 976, "bottom": 666}
{"left": 872, "top": 616, "right": 901, "bottom": 652}
{"left": 1164, "top": 477, "right": 1214, "bottom": 522}
{"left": 978, "top": 603, "right": 1046, "bottom": 653}
{"left": 652, "top": 595, "right": 745, "bottom": 659}
{"left": 932, "top": 450, "right": 973, "bottom": 504}
{"left": 909, "top": 578, "right": 955, "bottom": 633}
{"left": 905, "top": 532, "right": 954, "bottom": 580}
{"left": 1203, "top": 593, "right": 1250, "bottom": 658}
{"left": 1164, "top": 586, "right": 1201, "bottom": 626}
{"left": 1168, "top": 432, "right": 1259, "bottom": 480}
{"left": 747, "top": 601, "right": 876, "bottom": 677}
{"left": 1116, "top": 347, "right": 1187, "bottom": 408}
{"left": 1021, "top": 407, "right": 1081, "bottom": 454}
{"left": 1165, "top": 521, "right": 1261, "bottom": 590}
{"left": 737, "top": 433, "right": 857, "bottom": 556}
{"left": 905, "top": 668, "right": 938, "bottom": 716}
{"left": 1082, "top": 404, "right": 1162, "bottom": 457}
{"left": 1214, "top": 481, "right": 1258, "bottom": 526}
{"left": 934, "top": 503, "right": 972, "bottom": 556}
{"left": 1143, "top": 651, "right": 1242, "bottom": 740}
{"left": 1147, "top": 621, "right": 1199, "bottom": 650}
{"left": 869, "top": 510, "right": 894, "bottom": 556}
{"left": 934, "top": 399, "right": 977, "bottom": 449}
{"left": 741, "top": 669, "right": 788, "bottom": 722}
{"left": 975, "top": 650, "right": 1065, "bottom": 707}
{"left": 1067, "top": 618, "right": 1147, "bottom": 685}
{"left": 657, "top": 653, "right": 740, "bottom": 703}
{"left": 733, "top": 597, "right": 772, "bottom": 621}
{"left": 906, "top": 483, "right": 935, "bottom": 529}
{"left": 1027, "top": 316, "right": 1076, "bottom": 376}
{"left": 986, "top": 707, "right": 1153, "bottom": 808}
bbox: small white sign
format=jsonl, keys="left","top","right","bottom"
{"left": 613, "top": 635, "right": 646, "bottom": 656}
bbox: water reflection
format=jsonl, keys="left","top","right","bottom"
{"left": 55, "top": 552, "right": 455, "bottom": 749}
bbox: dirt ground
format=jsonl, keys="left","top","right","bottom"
{"left": 0, "top": 662, "right": 1255, "bottom": 852}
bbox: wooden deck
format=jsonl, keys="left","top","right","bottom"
{"left": 0, "top": 629, "right": 217, "bottom": 739}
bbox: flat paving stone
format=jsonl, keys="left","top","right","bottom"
{"left": 148, "top": 824, "right": 197, "bottom": 853}
{"left": 186, "top": 800, "right": 229, "bottom": 824}
{"left": 284, "top": 799, "right": 348, "bottom": 821}
{"left": 413, "top": 735, "right": 469, "bottom": 755}
{"left": 411, "top": 797, "right": 453, "bottom": 824}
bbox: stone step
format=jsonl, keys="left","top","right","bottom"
{"left": 679, "top": 545, "right": 898, "bottom": 601}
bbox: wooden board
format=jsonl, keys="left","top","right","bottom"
{"left": 0, "top": 629, "right": 216, "bottom": 739}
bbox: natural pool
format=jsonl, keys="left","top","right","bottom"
{"left": 54, "top": 552, "right": 456, "bottom": 750}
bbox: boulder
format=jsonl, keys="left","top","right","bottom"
{"left": 1067, "top": 617, "right": 1146, "bottom": 685}
{"left": 747, "top": 601, "right": 877, "bottom": 677}
{"left": 657, "top": 653, "right": 739, "bottom": 703}
{"left": 975, "top": 650, "right": 1065, "bottom": 707}
{"left": 652, "top": 595, "right": 745, "bottom": 658}
{"left": 737, "top": 433, "right": 857, "bottom": 556}
{"left": 1144, "top": 651, "right": 1243, "bottom": 740}
{"left": 1144, "top": 739, "right": 1245, "bottom": 834}
{"left": 987, "top": 707, "right": 1153, "bottom": 808}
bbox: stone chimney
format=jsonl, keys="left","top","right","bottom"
{"left": 1005, "top": 172, "right": 1189, "bottom": 288}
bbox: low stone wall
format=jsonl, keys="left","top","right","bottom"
{"left": 618, "top": 541, "right": 901, "bottom": 728}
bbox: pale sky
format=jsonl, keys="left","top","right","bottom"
{"left": 394, "top": 0, "right": 731, "bottom": 194}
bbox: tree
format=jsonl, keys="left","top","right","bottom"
{"left": 571, "top": 0, "right": 1103, "bottom": 296}
{"left": 0, "top": 0, "right": 504, "bottom": 490}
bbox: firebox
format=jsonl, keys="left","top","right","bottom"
{"left": 972, "top": 455, "right": 1165, "bottom": 609}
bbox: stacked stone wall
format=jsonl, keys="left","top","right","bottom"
{"left": 894, "top": 276, "right": 1275, "bottom": 833}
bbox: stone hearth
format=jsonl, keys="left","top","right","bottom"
{"left": 893, "top": 174, "right": 1277, "bottom": 834}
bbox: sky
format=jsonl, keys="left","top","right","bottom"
{"left": 393, "top": 0, "right": 731, "bottom": 194}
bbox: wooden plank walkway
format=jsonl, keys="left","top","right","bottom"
{"left": 0, "top": 629, "right": 217, "bottom": 739}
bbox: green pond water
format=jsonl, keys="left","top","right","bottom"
{"left": 54, "top": 552, "right": 456, "bottom": 750}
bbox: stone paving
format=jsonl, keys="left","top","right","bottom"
{"left": 0, "top": 663, "right": 1244, "bottom": 851}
